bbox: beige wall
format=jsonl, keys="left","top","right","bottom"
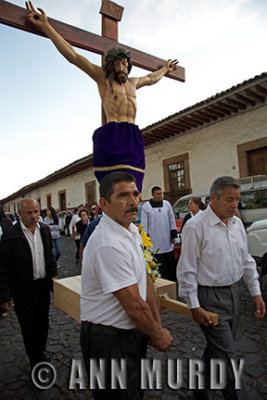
{"left": 4, "top": 103, "right": 267, "bottom": 210}
{"left": 5, "top": 170, "right": 97, "bottom": 212}
{"left": 141, "top": 105, "right": 267, "bottom": 199}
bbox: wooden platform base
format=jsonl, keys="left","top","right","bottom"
{"left": 54, "top": 276, "right": 218, "bottom": 325}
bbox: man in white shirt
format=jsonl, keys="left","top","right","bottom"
{"left": 178, "top": 176, "right": 266, "bottom": 400}
{"left": 69, "top": 204, "right": 83, "bottom": 261}
{"left": 141, "top": 186, "right": 178, "bottom": 281}
{"left": 81, "top": 172, "right": 173, "bottom": 399}
{"left": 0, "top": 198, "right": 57, "bottom": 369}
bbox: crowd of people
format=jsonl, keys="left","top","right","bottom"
{"left": 0, "top": 202, "right": 99, "bottom": 273}
{"left": 0, "top": 174, "right": 266, "bottom": 400}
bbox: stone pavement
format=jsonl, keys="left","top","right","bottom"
{"left": 0, "top": 235, "right": 266, "bottom": 400}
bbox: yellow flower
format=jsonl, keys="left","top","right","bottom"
{"left": 139, "top": 225, "right": 160, "bottom": 282}
{"left": 140, "top": 231, "right": 153, "bottom": 249}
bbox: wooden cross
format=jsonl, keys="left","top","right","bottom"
{"left": 0, "top": 0, "right": 185, "bottom": 123}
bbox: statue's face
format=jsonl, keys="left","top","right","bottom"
{"left": 113, "top": 58, "right": 128, "bottom": 84}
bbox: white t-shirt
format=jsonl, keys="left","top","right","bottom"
{"left": 80, "top": 213, "right": 147, "bottom": 329}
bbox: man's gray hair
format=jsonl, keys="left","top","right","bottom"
{"left": 17, "top": 197, "right": 39, "bottom": 211}
{"left": 210, "top": 176, "right": 240, "bottom": 198}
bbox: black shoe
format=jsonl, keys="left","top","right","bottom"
{"left": 192, "top": 389, "right": 212, "bottom": 400}
{"left": 41, "top": 350, "right": 51, "bottom": 362}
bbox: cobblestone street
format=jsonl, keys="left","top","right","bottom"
{"left": 0, "top": 235, "right": 266, "bottom": 399}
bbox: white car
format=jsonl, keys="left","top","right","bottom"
{"left": 247, "top": 218, "right": 267, "bottom": 277}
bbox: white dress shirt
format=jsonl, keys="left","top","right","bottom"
{"left": 20, "top": 221, "right": 46, "bottom": 280}
{"left": 69, "top": 214, "right": 81, "bottom": 236}
{"left": 81, "top": 213, "right": 147, "bottom": 329}
{"left": 177, "top": 205, "right": 261, "bottom": 309}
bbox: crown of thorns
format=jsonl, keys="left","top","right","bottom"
{"left": 103, "top": 47, "right": 132, "bottom": 74}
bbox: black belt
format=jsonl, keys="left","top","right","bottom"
{"left": 82, "top": 321, "right": 136, "bottom": 335}
{"left": 199, "top": 281, "right": 239, "bottom": 289}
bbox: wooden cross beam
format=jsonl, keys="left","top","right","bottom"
{"left": 0, "top": 0, "right": 185, "bottom": 82}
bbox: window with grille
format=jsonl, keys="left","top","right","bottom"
{"left": 163, "top": 153, "right": 191, "bottom": 204}
{"left": 168, "top": 162, "right": 185, "bottom": 191}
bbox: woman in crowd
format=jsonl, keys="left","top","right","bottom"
{"left": 75, "top": 209, "right": 90, "bottom": 263}
{"left": 44, "top": 206, "right": 62, "bottom": 261}
{"left": 181, "top": 197, "right": 206, "bottom": 232}
{"left": 76, "top": 209, "right": 90, "bottom": 239}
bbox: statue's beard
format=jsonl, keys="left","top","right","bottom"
{"left": 114, "top": 71, "right": 128, "bottom": 84}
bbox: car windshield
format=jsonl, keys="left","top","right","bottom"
{"left": 172, "top": 200, "right": 188, "bottom": 218}
{"left": 240, "top": 188, "right": 267, "bottom": 209}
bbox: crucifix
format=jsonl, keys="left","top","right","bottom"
{"left": 0, "top": 0, "right": 185, "bottom": 192}
{"left": 0, "top": 1, "right": 218, "bottom": 329}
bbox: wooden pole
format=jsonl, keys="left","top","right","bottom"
{"left": 53, "top": 276, "right": 218, "bottom": 326}
{"left": 100, "top": 0, "right": 124, "bottom": 124}
{"left": 159, "top": 293, "right": 218, "bottom": 326}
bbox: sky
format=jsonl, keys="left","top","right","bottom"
{"left": 1, "top": 0, "right": 267, "bottom": 200}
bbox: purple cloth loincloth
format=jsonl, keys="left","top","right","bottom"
{"left": 93, "top": 122, "right": 145, "bottom": 192}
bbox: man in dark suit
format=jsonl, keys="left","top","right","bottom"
{"left": 0, "top": 198, "right": 57, "bottom": 369}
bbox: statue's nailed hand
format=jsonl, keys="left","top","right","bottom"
{"left": 166, "top": 59, "right": 179, "bottom": 72}
{"left": 25, "top": 1, "right": 48, "bottom": 27}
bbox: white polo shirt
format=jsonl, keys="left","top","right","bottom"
{"left": 80, "top": 213, "right": 147, "bottom": 329}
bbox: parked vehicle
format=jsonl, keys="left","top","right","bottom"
{"left": 172, "top": 191, "right": 210, "bottom": 220}
{"left": 238, "top": 175, "right": 267, "bottom": 227}
{"left": 247, "top": 218, "right": 267, "bottom": 277}
{"left": 172, "top": 175, "right": 267, "bottom": 227}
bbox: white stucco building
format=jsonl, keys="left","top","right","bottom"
{"left": 2, "top": 72, "right": 267, "bottom": 212}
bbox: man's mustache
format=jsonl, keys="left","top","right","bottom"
{"left": 28, "top": 218, "right": 38, "bottom": 223}
{"left": 126, "top": 207, "right": 138, "bottom": 213}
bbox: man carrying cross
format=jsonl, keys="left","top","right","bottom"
{"left": 25, "top": 1, "right": 178, "bottom": 192}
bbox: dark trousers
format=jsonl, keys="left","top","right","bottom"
{"left": 14, "top": 278, "right": 50, "bottom": 368}
{"left": 198, "top": 282, "right": 249, "bottom": 400}
{"left": 156, "top": 250, "right": 176, "bottom": 282}
{"left": 75, "top": 239, "right": 81, "bottom": 260}
{"left": 80, "top": 322, "right": 147, "bottom": 400}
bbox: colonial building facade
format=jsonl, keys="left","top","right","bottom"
{"left": 2, "top": 73, "right": 267, "bottom": 212}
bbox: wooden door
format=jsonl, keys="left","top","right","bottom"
{"left": 248, "top": 147, "right": 267, "bottom": 175}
